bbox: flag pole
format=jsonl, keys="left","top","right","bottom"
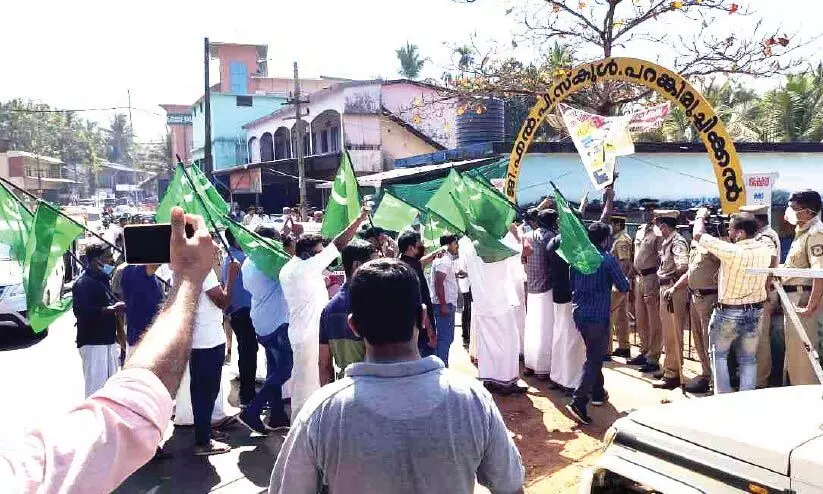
{"left": 177, "top": 161, "right": 235, "bottom": 262}
{"left": 0, "top": 175, "right": 123, "bottom": 254}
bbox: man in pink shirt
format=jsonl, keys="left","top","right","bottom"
{"left": 0, "top": 207, "right": 217, "bottom": 493}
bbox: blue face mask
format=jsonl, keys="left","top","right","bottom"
{"left": 101, "top": 263, "right": 115, "bottom": 276}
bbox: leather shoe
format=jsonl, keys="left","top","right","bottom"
{"left": 638, "top": 363, "right": 660, "bottom": 373}
{"left": 652, "top": 377, "right": 681, "bottom": 390}
{"left": 652, "top": 371, "right": 664, "bottom": 380}
{"left": 684, "top": 377, "right": 710, "bottom": 394}
{"left": 627, "top": 354, "right": 648, "bottom": 366}
{"left": 612, "top": 348, "right": 631, "bottom": 359}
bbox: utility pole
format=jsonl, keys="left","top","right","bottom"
{"left": 203, "top": 37, "right": 213, "bottom": 179}
{"left": 127, "top": 89, "right": 134, "bottom": 134}
{"left": 293, "top": 62, "right": 307, "bottom": 220}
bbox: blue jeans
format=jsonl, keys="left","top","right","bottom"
{"left": 710, "top": 306, "right": 763, "bottom": 393}
{"left": 572, "top": 321, "right": 609, "bottom": 410}
{"left": 190, "top": 344, "right": 225, "bottom": 446}
{"left": 246, "top": 324, "right": 292, "bottom": 420}
{"left": 434, "top": 303, "right": 456, "bottom": 366}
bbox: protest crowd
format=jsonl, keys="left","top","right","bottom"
{"left": 2, "top": 149, "right": 823, "bottom": 493}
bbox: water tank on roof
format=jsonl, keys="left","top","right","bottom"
{"left": 455, "top": 97, "right": 505, "bottom": 147}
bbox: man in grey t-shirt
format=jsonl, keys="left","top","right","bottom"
{"left": 269, "top": 259, "right": 525, "bottom": 494}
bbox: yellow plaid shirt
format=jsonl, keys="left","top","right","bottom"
{"left": 698, "top": 235, "right": 771, "bottom": 304}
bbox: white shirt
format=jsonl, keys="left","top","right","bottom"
{"left": 454, "top": 255, "right": 471, "bottom": 294}
{"left": 279, "top": 243, "right": 340, "bottom": 347}
{"left": 169, "top": 270, "right": 225, "bottom": 349}
{"left": 430, "top": 254, "right": 459, "bottom": 305}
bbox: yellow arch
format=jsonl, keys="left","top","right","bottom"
{"left": 504, "top": 57, "right": 746, "bottom": 213}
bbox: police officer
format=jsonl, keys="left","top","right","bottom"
{"left": 781, "top": 190, "right": 823, "bottom": 385}
{"left": 629, "top": 200, "right": 664, "bottom": 373}
{"left": 609, "top": 214, "right": 633, "bottom": 358}
{"left": 653, "top": 210, "right": 689, "bottom": 389}
{"left": 740, "top": 204, "right": 781, "bottom": 387}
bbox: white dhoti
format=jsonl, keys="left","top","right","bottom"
{"left": 173, "top": 366, "right": 229, "bottom": 426}
{"left": 512, "top": 280, "right": 527, "bottom": 355}
{"left": 523, "top": 290, "right": 555, "bottom": 375}
{"left": 289, "top": 343, "right": 319, "bottom": 418}
{"left": 550, "top": 302, "right": 585, "bottom": 389}
{"left": 79, "top": 343, "right": 119, "bottom": 397}
{"left": 460, "top": 237, "right": 520, "bottom": 385}
{"left": 469, "top": 310, "right": 478, "bottom": 361}
{"left": 503, "top": 234, "right": 526, "bottom": 355}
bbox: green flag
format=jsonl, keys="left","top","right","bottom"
{"left": 420, "top": 209, "right": 458, "bottom": 249}
{"left": 461, "top": 173, "right": 517, "bottom": 239}
{"left": 424, "top": 169, "right": 468, "bottom": 233}
{"left": 554, "top": 190, "right": 603, "bottom": 275}
{"left": 321, "top": 152, "right": 361, "bottom": 238}
{"left": 450, "top": 194, "right": 516, "bottom": 263}
{"left": 372, "top": 192, "right": 419, "bottom": 233}
{"left": 0, "top": 182, "right": 33, "bottom": 263}
{"left": 157, "top": 163, "right": 229, "bottom": 229}
{"left": 225, "top": 217, "right": 291, "bottom": 279}
{"left": 24, "top": 203, "right": 84, "bottom": 332}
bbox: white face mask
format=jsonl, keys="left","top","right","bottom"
{"left": 784, "top": 207, "right": 798, "bottom": 226}
{"left": 653, "top": 225, "right": 663, "bottom": 236}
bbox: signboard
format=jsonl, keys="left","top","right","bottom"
{"left": 167, "top": 114, "right": 193, "bottom": 125}
{"left": 230, "top": 168, "right": 262, "bottom": 194}
{"left": 628, "top": 102, "right": 670, "bottom": 133}
{"left": 743, "top": 172, "right": 779, "bottom": 223}
{"left": 115, "top": 184, "right": 140, "bottom": 192}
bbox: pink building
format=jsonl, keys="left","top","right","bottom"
{"left": 159, "top": 104, "right": 193, "bottom": 165}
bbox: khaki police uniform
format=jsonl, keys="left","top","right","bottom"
{"left": 634, "top": 224, "right": 663, "bottom": 363}
{"left": 782, "top": 217, "right": 823, "bottom": 385}
{"left": 610, "top": 229, "right": 633, "bottom": 351}
{"left": 658, "top": 227, "right": 690, "bottom": 381}
{"left": 754, "top": 225, "right": 781, "bottom": 387}
{"left": 687, "top": 241, "right": 720, "bottom": 380}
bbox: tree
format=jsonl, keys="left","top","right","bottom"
{"left": 396, "top": 42, "right": 427, "bottom": 79}
{"left": 451, "top": 1, "right": 803, "bottom": 114}
{"left": 106, "top": 113, "right": 134, "bottom": 165}
{"left": 757, "top": 65, "right": 823, "bottom": 142}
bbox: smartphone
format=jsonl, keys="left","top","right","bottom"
{"left": 123, "top": 223, "right": 194, "bottom": 264}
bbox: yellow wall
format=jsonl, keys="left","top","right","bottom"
{"left": 380, "top": 117, "right": 438, "bottom": 161}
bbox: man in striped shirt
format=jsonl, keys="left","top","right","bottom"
{"left": 692, "top": 209, "right": 772, "bottom": 393}
{"left": 565, "top": 222, "right": 630, "bottom": 425}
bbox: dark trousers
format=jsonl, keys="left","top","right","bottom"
{"left": 190, "top": 343, "right": 225, "bottom": 446}
{"left": 246, "top": 325, "right": 292, "bottom": 420}
{"left": 230, "top": 308, "right": 258, "bottom": 404}
{"left": 572, "top": 322, "right": 609, "bottom": 410}
{"left": 419, "top": 307, "right": 437, "bottom": 358}
{"left": 461, "top": 291, "right": 472, "bottom": 340}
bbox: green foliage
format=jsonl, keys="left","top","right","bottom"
{"left": 396, "top": 42, "right": 427, "bottom": 79}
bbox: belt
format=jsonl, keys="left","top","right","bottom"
{"left": 715, "top": 301, "right": 764, "bottom": 310}
{"left": 783, "top": 285, "right": 811, "bottom": 293}
{"left": 639, "top": 267, "right": 657, "bottom": 277}
{"left": 659, "top": 277, "right": 675, "bottom": 287}
{"left": 691, "top": 288, "right": 718, "bottom": 296}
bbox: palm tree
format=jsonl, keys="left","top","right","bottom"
{"left": 396, "top": 42, "right": 427, "bottom": 79}
{"left": 107, "top": 113, "right": 133, "bottom": 165}
{"left": 757, "top": 66, "right": 823, "bottom": 142}
{"left": 663, "top": 80, "right": 761, "bottom": 142}
{"left": 454, "top": 45, "right": 474, "bottom": 74}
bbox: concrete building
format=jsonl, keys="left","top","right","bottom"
{"left": 161, "top": 42, "right": 347, "bottom": 171}
{"left": 221, "top": 79, "right": 457, "bottom": 212}
{"left": 0, "top": 151, "right": 75, "bottom": 203}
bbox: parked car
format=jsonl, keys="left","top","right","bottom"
{"left": 0, "top": 243, "right": 66, "bottom": 320}
{"left": 580, "top": 386, "right": 823, "bottom": 493}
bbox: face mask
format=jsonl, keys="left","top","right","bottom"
{"left": 101, "top": 263, "right": 115, "bottom": 276}
{"left": 784, "top": 207, "right": 798, "bottom": 226}
{"left": 653, "top": 226, "right": 663, "bottom": 236}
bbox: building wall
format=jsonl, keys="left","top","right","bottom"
{"left": 348, "top": 150, "right": 382, "bottom": 173}
{"left": 191, "top": 93, "right": 287, "bottom": 170}
{"left": 213, "top": 44, "right": 260, "bottom": 94}
{"left": 381, "top": 83, "right": 457, "bottom": 149}
{"left": 342, "top": 114, "right": 381, "bottom": 148}
{"left": 380, "top": 117, "right": 439, "bottom": 161}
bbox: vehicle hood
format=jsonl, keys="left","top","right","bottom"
{"left": 791, "top": 434, "right": 823, "bottom": 486}
{"left": 0, "top": 259, "right": 23, "bottom": 286}
{"left": 629, "top": 385, "right": 823, "bottom": 474}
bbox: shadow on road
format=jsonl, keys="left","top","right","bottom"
{"left": 0, "top": 329, "right": 46, "bottom": 352}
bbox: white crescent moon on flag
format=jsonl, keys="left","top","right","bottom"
{"left": 331, "top": 189, "right": 347, "bottom": 205}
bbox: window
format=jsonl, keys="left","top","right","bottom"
{"left": 330, "top": 127, "right": 340, "bottom": 152}
{"left": 199, "top": 102, "right": 203, "bottom": 112}
{"left": 303, "top": 134, "right": 311, "bottom": 156}
{"left": 236, "top": 96, "right": 253, "bottom": 107}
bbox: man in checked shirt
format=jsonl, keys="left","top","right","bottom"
{"left": 692, "top": 208, "right": 772, "bottom": 394}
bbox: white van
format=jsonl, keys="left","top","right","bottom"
{"left": 0, "top": 243, "right": 65, "bottom": 319}
{"left": 580, "top": 386, "right": 823, "bottom": 493}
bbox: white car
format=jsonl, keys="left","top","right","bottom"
{"left": 84, "top": 207, "right": 104, "bottom": 234}
{"left": 580, "top": 386, "right": 823, "bottom": 493}
{"left": 0, "top": 244, "right": 65, "bottom": 318}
